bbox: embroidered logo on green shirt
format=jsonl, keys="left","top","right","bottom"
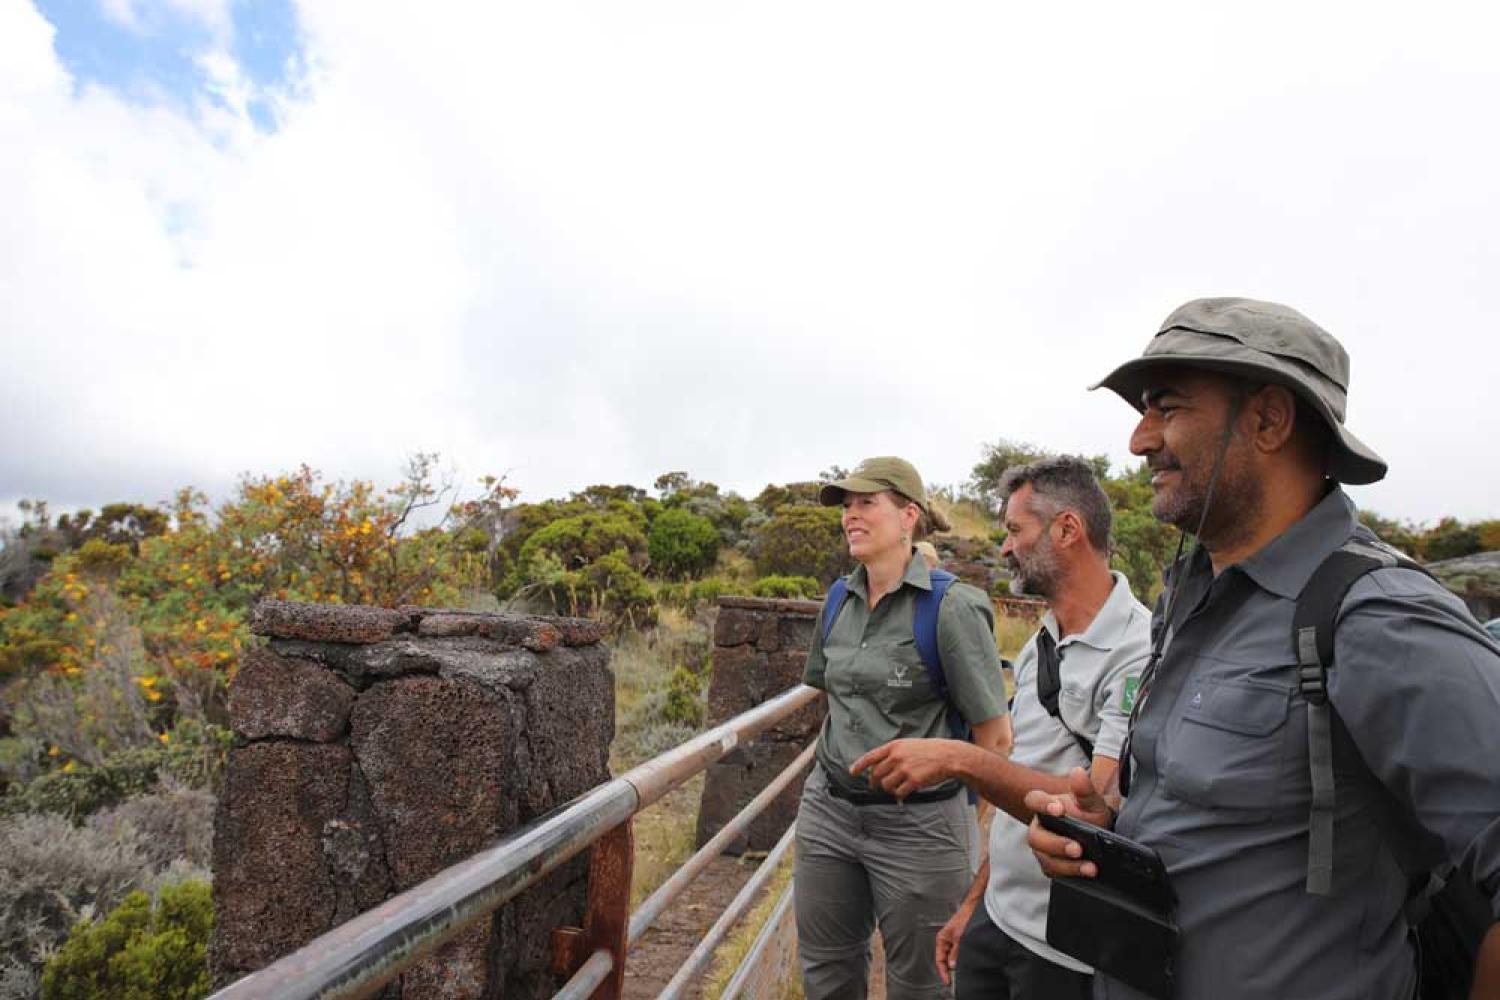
{"left": 1120, "top": 676, "right": 1140, "bottom": 713}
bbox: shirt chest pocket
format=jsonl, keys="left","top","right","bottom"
{"left": 868, "top": 639, "right": 936, "bottom": 715}
{"left": 1162, "top": 676, "right": 1292, "bottom": 816}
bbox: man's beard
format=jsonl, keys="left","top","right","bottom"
{"left": 1150, "top": 442, "right": 1262, "bottom": 546}
{"left": 1007, "top": 537, "right": 1061, "bottom": 599}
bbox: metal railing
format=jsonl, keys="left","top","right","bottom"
{"left": 209, "top": 682, "right": 820, "bottom": 1000}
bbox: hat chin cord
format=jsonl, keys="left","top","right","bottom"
{"left": 1119, "top": 394, "right": 1246, "bottom": 796}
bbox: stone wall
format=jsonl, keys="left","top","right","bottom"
{"left": 696, "top": 596, "right": 826, "bottom": 854}
{"left": 210, "top": 601, "right": 614, "bottom": 1000}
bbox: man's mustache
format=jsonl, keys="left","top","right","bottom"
{"left": 1148, "top": 455, "right": 1181, "bottom": 473}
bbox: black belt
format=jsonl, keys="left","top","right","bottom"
{"left": 823, "top": 767, "right": 963, "bottom": 806}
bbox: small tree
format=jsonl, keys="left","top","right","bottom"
{"left": 751, "top": 507, "right": 849, "bottom": 585}
{"left": 648, "top": 509, "right": 720, "bottom": 579}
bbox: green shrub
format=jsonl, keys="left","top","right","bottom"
{"left": 648, "top": 509, "right": 721, "bottom": 579}
{"left": 579, "top": 551, "right": 658, "bottom": 627}
{"left": 1423, "top": 517, "right": 1482, "bottom": 562}
{"left": 690, "top": 577, "right": 731, "bottom": 604}
{"left": 529, "top": 550, "right": 659, "bottom": 629}
{"left": 3, "top": 722, "right": 230, "bottom": 821}
{"left": 653, "top": 581, "right": 688, "bottom": 608}
{"left": 41, "top": 880, "right": 212, "bottom": 1000}
{"left": 0, "top": 811, "right": 151, "bottom": 989}
{"left": 656, "top": 576, "right": 738, "bottom": 614}
{"left": 662, "top": 666, "right": 705, "bottom": 727}
{"left": 749, "top": 575, "right": 822, "bottom": 600}
{"left": 750, "top": 506, "right": 849, "bottom": 584}
{"left": 518, "top": 512, "right": 647, "bottom": 571}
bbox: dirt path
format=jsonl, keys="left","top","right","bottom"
{"left": 623, "top": 855, "right": 760, "bottom": 999}
{"left": 623, "top": 849, "right": 890, "bottom": 1000}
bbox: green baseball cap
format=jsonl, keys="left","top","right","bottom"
{"left": 818, "top": 456, "right": 952, "bottom": 532}
{"left": 1092, "top": 297, "right": 1387, "bottom": 485}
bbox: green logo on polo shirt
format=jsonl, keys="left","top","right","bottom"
{"left": 1120, "top": 676, "right": 1140, "bottom": 713}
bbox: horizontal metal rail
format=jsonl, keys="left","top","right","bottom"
{"left": 551, "top": 948, "right": 614, "bottom": 1000}
{"left": 628, "top": 741, "right": 815, "bottom": 946}
{"left": 552, "top": 740, "right": 815, "bottom": 999}
{"left": 656, "top": 821, "right": 798, "bottom": 1000}
{"left": 209, "top": 683, "right": 820, "bottom": 1000}
{"left": 719, "top": 882, "right": 796, "bottom": 1000}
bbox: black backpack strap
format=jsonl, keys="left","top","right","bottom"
{"left": 1035, "top": 629, "right": 1096, "bottom": 761}
{"left": 1294, "top": 537, "right": 1428, "bottom": 895}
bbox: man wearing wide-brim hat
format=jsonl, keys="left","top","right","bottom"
{"left": 1023, "top": 297, "right": 1500, "bottom": 999}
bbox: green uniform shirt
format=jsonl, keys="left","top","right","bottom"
{"left": 803, "top": 554, "right": 1009, "bottom": 792}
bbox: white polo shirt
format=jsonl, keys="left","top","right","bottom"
{"left": 983, "top": 571, "right": 1151, "bottom": 971}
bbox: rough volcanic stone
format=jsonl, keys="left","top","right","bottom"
{"left": 777, "top": 614, "right": 817, "bottom": 654}
{"left": 706, "top": 644, "right": 767, "bottom": 725}
{"left": 717, "top": 595, "right": 823, "bottom": 615}
{"left": 714, "top": 607, "right": 762, "bottom": 647}
{"left": 323, "top": 762, "right": 391, "bottom": 925}
{"left": 250, "top": 600, "right": 409, "bottom": 644}
{"left": 763, "top": 657, "right": 825, "bottom": 741}
{"left": 215, "top": 604, "right": 610, "bottom": 999}
{"left": 230, "top": 648, "right": 356, "bottom": 741}
{"left": 511, "top": 645, "right": 613, "bottom": 819}
{"left": 267, "top": 636, "right": 520, "bottom": 688}
{"left": 350, "top": 675, "right": 516, "bottom": 889}
{"left": 401, "top": 608, "right": 607, "bottom": 648}
{"left": 400, "top": 922, "right": 490, "bottom": 1000}
{"left": 434, "top": 647, "right": 542, "bottom": 691}
{"left": 696, "top": 740, "right": 810, "bottom": 854}
{"left": 497, "top": 859, "right": 589, "bottom": 994}
{"left": 699, "top": 597, "right": 828, "bottom": 852}
{"left": 417, "top": 612, "right": 561, "bottom": 651}
{"left": 209, "top": 741, "right": 354, "bottom": 977}
{"left": 757, "top": 613, "right": 783, "bottom": 652}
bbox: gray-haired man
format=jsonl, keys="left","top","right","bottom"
{"left": 853, "top": 456, "right": 1150, "bottom": 999}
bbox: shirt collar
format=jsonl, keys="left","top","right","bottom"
{"left": 845, "top": 550, "right": 931, "bottom": 600}
{"left": 1049, "top": 571, "right": 1139, "bottom": 652}
{"left": 1233, "top": 486, "right": 1357, "bottom": 600}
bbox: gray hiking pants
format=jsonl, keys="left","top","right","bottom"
{"left": 794, "top": 766, "right": 977, "bottom": 999}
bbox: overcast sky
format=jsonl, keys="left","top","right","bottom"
{"left": 3, "top": 1, "right": 1497, "bottom": 525}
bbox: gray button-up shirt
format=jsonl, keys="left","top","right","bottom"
{"left": 1110, "top": 488, "right": 1500, "bottom": 1000}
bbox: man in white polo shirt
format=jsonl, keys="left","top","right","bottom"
{"left": 852, "top": 456, "right": 1151, "bottom": 999}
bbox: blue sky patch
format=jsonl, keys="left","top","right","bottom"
{"left": 35, "top": 0, "right": 306, "bottom": 132}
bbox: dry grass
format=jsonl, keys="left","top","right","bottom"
{"left": 610, "top": 608, "right": 712, "bottom": 767}
{"left": 628, "top": 773, "right": 706, "bottom": 910}
{"left": 931, "top": 497, "right": 996, "bottom": 541}
{"left": 607, "top": 610, "right": 716, "bottom": 908}
{"left": 713, "top": 549, "right": 759, "bottom": 588}
{"left": 700, "top": 852, "right": 798, "bottom": 1000}
{"left": 993, "top": 613, "right": 1037, "bottom": 661}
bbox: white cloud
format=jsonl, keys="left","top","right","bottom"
{"left": 98, "top": 0, "right": 232, "bottom": 38}
{"left": 96, "top": 0, "right": 141, "bottom": 32}
{"left": 2, "top": 0, "right": 1498, "bottom": 523}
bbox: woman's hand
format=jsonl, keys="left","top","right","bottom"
{"left": 934, "top": 897, "right": 978, "bottom": 986}
{"left": 1023, "top": 766, "right": 1114, "bottom": 879}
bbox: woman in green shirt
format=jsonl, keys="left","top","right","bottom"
{"left": 796, "top": 456, "right": 1011, "bottom": 999}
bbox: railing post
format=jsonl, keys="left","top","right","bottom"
{"left": 552, "top": 818, "right": 634, "bottom": 999}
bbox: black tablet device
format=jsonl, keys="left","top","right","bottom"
{"left": 1036, "top": 812, "right": 1175, "bottom": 910}
{"left": 1037, "top": 813, "right": 1179, "bottom": 999}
